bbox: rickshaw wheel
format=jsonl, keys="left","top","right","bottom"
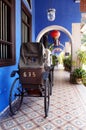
{"left": 9, "top": 78, "right": 23, "bottom": 115}
{"left": 44, "top": 78, "right": 50, "bottom": 117}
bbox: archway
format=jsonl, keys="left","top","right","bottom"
{"left": 36, "top": 25, "right": 73, "bottom": 70}
{"left": 36, "top": 25, "right": 73, "bottom": 44}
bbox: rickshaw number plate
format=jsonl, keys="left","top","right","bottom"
{"left": 23, "top": 71, "right": 36, "bottom": 78}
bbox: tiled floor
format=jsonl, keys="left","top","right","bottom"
{"left": 0, "top": 68, "right": 86, "bottom": 130}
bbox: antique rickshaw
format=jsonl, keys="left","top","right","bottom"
{"left": 9, "top": 42, "right": 53, "bottom": 117}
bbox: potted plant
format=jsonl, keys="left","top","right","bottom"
{"left": 63, "top": 55, "right": 71, "bottom": 71}
{"left": 72, "top": 67, "right": 86, "bottom": 84}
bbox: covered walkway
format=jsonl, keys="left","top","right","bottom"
{"left": 0, "top": 68, "right": 86, "bottom": 130}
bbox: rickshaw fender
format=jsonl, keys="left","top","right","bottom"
{"left": 10, "top": 70, "right": 19, "bottom": 77}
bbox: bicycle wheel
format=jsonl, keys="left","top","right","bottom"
{"left": 44, "top": 78, "right": 50, "bottom": 117}
{"left": 9, "top": 78, "right": 23, "bottom": 115}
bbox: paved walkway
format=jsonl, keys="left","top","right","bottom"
{"left": 0, "top": 68, "right": 86, "bottom": 130}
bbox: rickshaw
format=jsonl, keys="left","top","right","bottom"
{"left": 9, "top": 42, "right": 53, "bottom": 117}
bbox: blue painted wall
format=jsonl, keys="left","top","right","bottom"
{"left": 0, "top": 0, "right": 35, "bottom": 113}
{"left": 35, "top": 0, "right": 81, "bottom": 44}
{"left": 0, "top": 0, "right": 22, "bottom": 113}
{"left": 32, "top": 0, "right": 35, "bottom": 41}
{"left": 0, "top": 0, "right": 81, "bottom": 113}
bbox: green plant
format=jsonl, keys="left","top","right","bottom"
{"left": 63, "top": 55, "right": 71, "bottom": 71}
{"left": 77, "top": 49, "right": 86, "bottom": 65}
{"left": 72, "top": 67, "right": 86, "bottom": 79}
{"left": 58, "top": 52, "right": 64, "bottom": 64}
{"left": 52, "top": 55, "right": 58, "bottom": 66}
{"left": 72, "top": 67, "right": 86, "bottom": 84}
{"left": 81, "top": 34, "right": 86, "bottom": 44}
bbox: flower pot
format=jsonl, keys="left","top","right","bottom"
{"left": 76, "top": 78, "right": 82, "bottom": 84}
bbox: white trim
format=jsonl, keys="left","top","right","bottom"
{"left": 0, "top": 105, "right": 9, "bottom": 116}
{"left": 36, "top": 25, "right": 73, "bottom": 43}
{"left": 36, "top": 25, "right": 74, "bottom": 71}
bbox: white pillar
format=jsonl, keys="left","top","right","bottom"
{"left": 72, "top": 23, "right": 81, "bottom": 69}
{"left": 65, "top": 42, "right": 71, "bottom": 55}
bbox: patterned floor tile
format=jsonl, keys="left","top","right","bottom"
{"left": 47, "top": 112, "right": 57, "bottom": 120}
{"left": 70, "top": 108, "right": 84, "bottom": 117}
{"left": 63, "top": 123, "right": 78, "bottom": 130}
{"left": 12, "top": 111, "right": 23, "bottom": 118}
{"left": 9, "top": 126, "right": 22, "bottom": 130}
{"left": 2, "top": 120, "right": 17, "bottom": 129}
{"left": 20, "top": 104, "right": 29, "bottom": 110}
{"left": 34, "top": 117, "right": 46, "bottom": 125}
{"left": 31, "top": 104, "right": 42, "bottom": 111}
{"left": 21, "top": 121, "right": 36, "bottom": 130}
{"left": 27, "top": 111, "right": 39, "bottom": 119}
{"left": 63, "top": 113, "right": 74, "bottom": 121}
{"left": 16, "top": 115, "right": 29, "bottom": 124}
{"left": 62, "top": 105, "right": 74, "bottom": 112}
{"left": 71, "top": 118, "right": 86, "bottom": 128}
{"left": 52, "top": 117, "right": 66, "bottom": 127}
{"left": 49, "top": 105, "right": 57, "bottom": 111}
{"left": 54, "top": 109, "right": 65, "bottom": 116}
{"left": 42, "top": 122, "right": 56, "bottom": 130}
{"left": 21, "top": 107, "right": 33, "bottom": 114}
{"left": 55, "top": 103, "right": 64, "bottom": 108}
{"left": 36, "top": 108, "right": 45, "bottom": 115}
{"left": 1, "top": 69, "right": 86, "bottom": 130}
{"left": 0, "top": 116, "right": 12, "bottom": 123}
{"left": 34, "top": 127, "right": 43, "bottom": 130}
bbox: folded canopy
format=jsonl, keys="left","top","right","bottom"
{"left": 19, "top": 42, "right": 44, "bottom": 68}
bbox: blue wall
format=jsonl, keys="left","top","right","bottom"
{"left": 32, "top": 0, "right": 35, "bottom": 41}
{"left": 0, "top": 0, "right": 35, "bottom": 113}
{"left": 0, "top": 0, "right": 81, "bottom": 113}
{"left": 35, "top": 0, "right": 81, "bottom": 44}
{"left": 0, "top": 0, "right": 22, "bottom": 113}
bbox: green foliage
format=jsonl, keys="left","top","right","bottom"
{"left": 63, "top": 55, "right": 71, "bottom": 71}
{"left": 81, "top": 34, "right": 86, "bottom": 44}
{"left": 52, "top": 55, "right": 58, "bottom": 66}
{"left": 49, "top": 44, "right": 53, "bottom": 51}
{"left": 72, "top": 67, "right": 86, "bottom": 79}
{"left": 77, "top": 49, "right": 86, "bottom": 65}
{"left": 58, "top": 52, "right": 64, "bottom": 64}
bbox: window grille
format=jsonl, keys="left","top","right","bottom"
{"left": 0, "top": 0, "right": 15, "bottom": 66}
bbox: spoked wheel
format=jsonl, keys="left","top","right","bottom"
{"left": 44, "top": 78, "right": 50, "bottom": 118}
{"left": 9, "top": 78, "right": 23, "bottom": 115}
